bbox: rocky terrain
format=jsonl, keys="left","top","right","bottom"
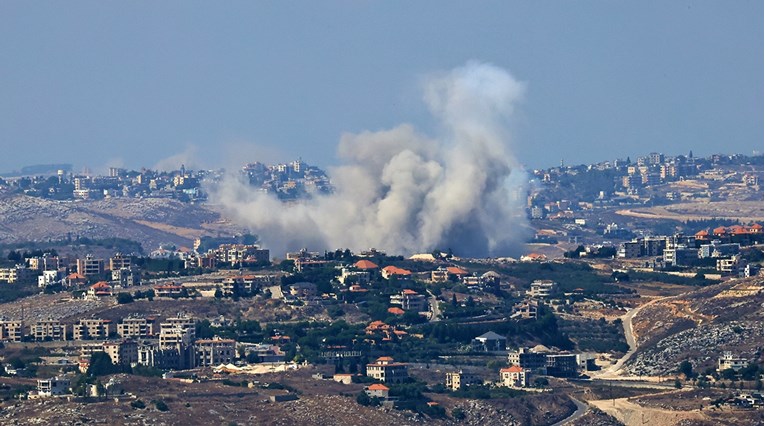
{"left": 0, "top": 194, "right": 239, "bottom": 252}
{"left": 626, "top": 277, "right": 763, "bottom": 376}
{"left": 0, "top": 371, "right": 577, "bottom": 426}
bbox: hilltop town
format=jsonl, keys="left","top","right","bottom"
{"left": 0, "top": 151, "right": 761, "bottom": 425}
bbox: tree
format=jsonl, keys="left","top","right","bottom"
{"left": 154, "top": 400, "right": 169, "bottom": 411}
{"left": 116, "top": 293, "right": 134, "bottom": 304}
{"left": 720, "top": 368, "right": 737, "bottom": 381}
{"left": 678, "top": 360, "right": 695, "bottom": 379}
{"left": 87, "top": 352, "right": 125, "bottom": 376}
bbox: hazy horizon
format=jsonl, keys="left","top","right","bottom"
{"left": 1, "top": 2, "right": 762, "bottom": 174}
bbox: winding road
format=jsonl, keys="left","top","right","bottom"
{"left": 592, "top": 295, "right": 672, "bottom": 379}
{"left": 551, "top": 397, "right": 589, "bottom": 426}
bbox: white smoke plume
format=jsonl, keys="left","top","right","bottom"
{"left": 209, "top": 61, "right": 532, "bottom": 258}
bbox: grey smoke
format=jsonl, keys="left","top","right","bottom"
{"left": 209, "top": 61, "right": 531, "bottom": 257}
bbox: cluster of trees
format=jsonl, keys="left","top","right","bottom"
{"left": 419, "top": 305, "right": 573, "bottom": 350}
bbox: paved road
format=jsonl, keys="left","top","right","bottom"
{"left": 427, "top": 289, "right": 441, "bottom": 322}
{"left": 551, "top": 396, "right": 589, "bottom": 426}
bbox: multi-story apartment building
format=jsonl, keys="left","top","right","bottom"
{"left": 0, "top": 266, "right": 38, "bottom": 284}
{"left": 30, "top": 319, "right": 67, "bottom": 341}
{"left": 365, "top": 356, "right": 409, "bottom": 384}
{"left": 117, "top": 316, "right": 156, "bottom": 338}
{"left": 718, "top": 352, "right": 749, "bottom": 372}
{"left": 28, "top": 254, "right": 60, "bottom": 271}
{"left": 527, "top": 280, "right": 557, "bottom": 299}
{"left": 195, "top": 337, "right": 236, "bottom": 367}
{"left": 111, "top": 267, "right": 141, "bottom": 287}
{"left": 77, "top": 255, "right": 104, "bottom": 277}
{"left": 445, "top": 370, "right": 481, "bottom": 391}
{"left": 500, "top": 365, "right": 529, "bottom": 388}
{"left": 73, "top": 319, "right": 113, "bottom": 341}
{"left": 159, "top": 314, "right": 196, "bottom": 350}
{"left": 102, "top": 340, "right": 139, "bottom": 366}
{"left": 0, "top": 319, "right": 24, "bottom": 342}
{"left": 109, "top": 253, "right": 131, "bottom": 271}
{"left": 389, "top": 289, "right": 427, "bottom": 312}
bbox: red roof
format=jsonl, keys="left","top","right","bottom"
{"left": 382, "top": 266, "right": 411, "bottom": 276}
{"left": 90, "top": 281, "right": 111, "bottom": 289}
{"left": 402, "top": 289, "right": 418, "bottom": 295}
{"left": 713, "top": 226, "right": 728, "bottom": 235}
{"left": 751, "top": 223, "right": 763, "bottom": 230}
{"left": 695, "top": 229, "right": 709, "bottom": 237}
{"left": 446, "top": 266, "right": 469, "bottom": 275}
{"left": 387, "top": 307, "right": 405, "bottom": 316}
{"left": 367, "top": 384, "right": 389, "bottom": 391}
{"left": 501, "top": 365, "right": 524, "bottom": 373}
{"left": 376, "top": 356, "right": 394, "bottom": 362}
{"left": 354, "top": 260, "right": 379, "bottom": 270}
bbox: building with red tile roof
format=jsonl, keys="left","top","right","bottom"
{"left": 381, "top": 266, "right": 412, "bottom": 279}
{"left": 353, "top": 260, "right": 379, "bottom": 270}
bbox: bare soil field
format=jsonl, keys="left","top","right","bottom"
{"left": 590, "top": 388, "right": 763, "bottom": 426}
{"left": 616, "top": 200, "right": 763, "bottom": 223}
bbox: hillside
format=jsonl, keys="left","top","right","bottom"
{"left": 0, "top": 194, "right": 239, "bottom": 252}
{"left": 625, "top": 276, "right": 763, "bottom": 376}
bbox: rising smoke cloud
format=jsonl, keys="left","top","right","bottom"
{"left": 209, "top": 61, "right": 531, "bottom": 258}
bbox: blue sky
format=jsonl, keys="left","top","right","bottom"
{"left": 0, "top": 1, "right": 761, "bottom": 173}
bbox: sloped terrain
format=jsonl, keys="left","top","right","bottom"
{"left": 625, "top": 277, "right": 763, "bottom": 376}
{"left": 0, "top": 194, "right": 237, "bottom": 252}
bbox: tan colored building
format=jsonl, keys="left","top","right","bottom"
{"left": 73, "top": 319, "right": 113, "bottom": 341}
{"left": 366, "top": 356, "right": 408, "bottom": 384}
{"left": 445, "top": 370, "right": 481, "bottom": 391}
{"left": 159, "top": 315, "right": 196, "bottom": 350}
{"left": 103, "top": 340, "right": 138, "bottom": 366}
{"left": 117, "top": 316, "right": 156, "bottom": 338}
{"left": 195, "top": 336, "right": 236, "bottom": 367}
{"left": 77, "top": 255, "right": 104, "bottom": 277}
{"left": 0, "top": 319, "right": 23, "bottom": 342}
{"left": 109, "top": 253, "right": 131, "bottom": 271}
{"left": 500, "top": 365, "right": 529, "bottom": 388}
{"left": 30, "top": 319, "right": 67, "bottom": 341}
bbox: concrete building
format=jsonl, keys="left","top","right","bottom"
{"left": 37, "top": 376, "right": 71, "bottom": 396}
{"left": 0, "top": 319, "right": 23, "bottom": 342}
{"left": 30, "top": 320, "right": 66, "bottom": 341}
{"left": 445, "top": 370, "right": 481, "bottom": 391}
{"left": 117, "top": 316, "right": 156, "bottom": 338}
{"left": 103, "top": 340, "right": 139, "bottom": 366}
{"left": 109, "top": 253, "right": 132, "bottom": 271}
{"left": 159, "top": 314, "right": 196, "bottom": 350}
{"left": 718, "top": 352, "right": 749, "bottom": 372}
{"left": 73, "top": 319, "right": 113, "bottom": 341}
{"left": 77, "top": 255, "right": 105, "bottom": 277}
{"left": 508, "top": 347, "right": 548, "bottom": 373}
{"left": 0, "top": 266, "right": 38, "bottom": 284}
{"left": 527, "top": 280, "right": 557, "bottom": 298}
{"left": 717, "top": 256, "right": 741, "bottom": 275}
{"left": 195, "top": 336, "right": 236, "bottom": 367}
{"left": 500, "top": 366, "right": 529, "bottom": 388}
{"left": 366, "top": 356, "right": 409, "bottom": 384}
{"left": 365, "top": 383, "right": 390, "bottom": 399}
{"left": 389, "top": 289, "right": 427, "bottom": 312}
{"left": 111, "top": 267, "right": 141, "bottom": 287}
{"left": 472, "top": 331, "right": 508, "bottom": 352}
{"left": 663, "top": 246, "right": 699, "bottom": 267}
{"left": 38, "top": 269, "right": 65, "bottom": 288}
